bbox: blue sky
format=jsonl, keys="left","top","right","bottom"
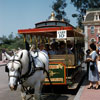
{"left": 0, "top": 0, "right": 78, "bottom": 37}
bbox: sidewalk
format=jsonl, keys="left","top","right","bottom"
{"left": 0, "top": 61, "right": 7, "bottom": 67}
{"left": 74, "top": 62, "right": 100, "bottom": 100}
{"left": 74, "top": 77, "right": 100, "bottom": 100}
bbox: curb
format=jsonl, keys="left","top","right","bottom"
{"left": 0, "top": 64, "right": 6, "bottom": 67}
{"left": 74, "top": 77, "right": 87, "bottom": 100}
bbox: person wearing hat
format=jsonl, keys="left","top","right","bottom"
{"left": 38, "top": 43, "right": 48, "bottom": 54}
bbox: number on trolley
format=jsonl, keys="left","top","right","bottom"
{"left": 57, "top": 30, "right": 67, "bottom": 39}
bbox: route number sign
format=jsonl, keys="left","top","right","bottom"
{"left": 57, "top": 30, "right": 67, "bottom": 39}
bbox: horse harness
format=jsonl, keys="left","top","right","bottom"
{"left": 6, "top": 50, "right": 53, "bottom": 94}
{"left": 6, "top": 51, "right": 49, "bottom": 84}
{"left": 6, "top": 55, "right": 23, "bottom": 79}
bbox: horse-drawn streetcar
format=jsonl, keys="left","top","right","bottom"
{"left": 18, "top": 12, "right": 84, "bottom": 90}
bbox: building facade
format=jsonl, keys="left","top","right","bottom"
{"left": 83, "top": 8, "right": 100, "bottom": 52}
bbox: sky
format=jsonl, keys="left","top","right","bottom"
{"left": 0, "top": 0, "right": 78, "bottom": 37}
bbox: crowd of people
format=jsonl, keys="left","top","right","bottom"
{"left": 85, "top": 43, "right": 100, "bottom": 89}
{"left": 33, "top": 40, "right": 74, "bottom": 55}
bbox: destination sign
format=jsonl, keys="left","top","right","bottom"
{"left": 57, "top": 30, "right": 67, "bottom": 39}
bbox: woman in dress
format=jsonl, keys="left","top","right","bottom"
{"left": 86, "top": 43, "right": 99, "bottom": 89}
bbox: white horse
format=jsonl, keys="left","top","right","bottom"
{"left": 6, "top": 49, "right": 49, "bottom": 100}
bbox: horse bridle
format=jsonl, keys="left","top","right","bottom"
{"left": 6, "top": 52, "right": 32, "bottom": 84}
{"left": 7, "top": 58, "right": 23, "bottom": 81}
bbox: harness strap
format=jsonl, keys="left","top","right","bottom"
{"left": 23, "top": 51, "right": 46, "bottom": 78}
{"left": 20, "top": 51, "right": 45, "bottom": 83}
{"left": 20, "top": 51, "right": 31, "bottom": 79}
{"left": 20, "top": 51, "right": 53, "bottom": 92}
{"left": 43, "top": 68, "right": 53, "bottom": 92}
{"left": 31, "top": 55, "right": 36, "bottom": 71}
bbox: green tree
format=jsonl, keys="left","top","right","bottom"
{"left": 52, "top": 0, "right": 69, "bottom": 22}
{"left": 8, "top": 32, "right": 14, "bottom": 40}
{"left": 0, "top": 33, "right": 25, "bottom": 50}
{"left": 71, "top": 0, "right": 100, "bottom": 28}
{"left": 1, "top": 35, "right": 11, "bottom": 44}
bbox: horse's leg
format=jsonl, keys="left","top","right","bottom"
{"left": 33, "top": 81, "right": 41, "bottom": 100}
{"left": 21, "top": 86, "right": 26, "bottom": 100}
{"left": 40, "top": 82, "right": 43, "bottom": 93}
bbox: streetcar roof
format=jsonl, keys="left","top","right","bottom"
{"left": 18, "top": 26, "right": 84, "bottom": 38}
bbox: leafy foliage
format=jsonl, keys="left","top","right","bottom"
{"left": 71, "top": 0, "right": 100, "bottom": 28}
{"left": 52, "top": 0, "right": 69, "bottom": 22}
{"left": 0, "top": 33, "right": 25, "bottom": 51}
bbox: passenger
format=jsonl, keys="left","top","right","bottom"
{"left": 48, "top": 43, "right": 57, "bottom": 55}
{"left": 67, "top": 44, "right": 73, "bottom": 54}
{"left": 66, "top": 40, "right": 73, "bottom": 54}
{"left": 38, "top": 43, "right": 48, "bottom": 54}
{"left": 86, "top": 43, "right": 99, "bottom": 89}
{"left": 57, "top": 41, "right": 66, "bottom": 54}
{"left": 45, "top": 43, "right": 50, "bottom": 53}
{"left": 53, "top": 40, "right": 59, "bottom": 51}
{"left": 30, "top": 44, "right": 35, "bottom": 51}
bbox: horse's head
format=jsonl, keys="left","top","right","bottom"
{"left": 6, "top": 51, "right": 23, "bottom": 91}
